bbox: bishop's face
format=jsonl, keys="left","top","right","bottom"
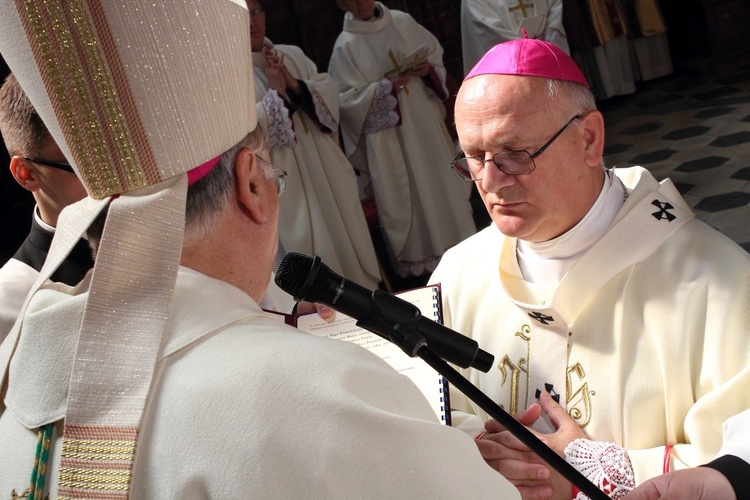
{"left": 455, "top": 75, "right": 603, "bottom": 243}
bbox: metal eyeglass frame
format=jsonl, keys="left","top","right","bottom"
{"left": 451, "top": 115, "right": 581, "bottom": 181}
{"left": 254, "top": 154, "right": 288, "bottom": 196}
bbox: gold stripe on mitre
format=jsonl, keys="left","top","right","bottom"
{"left": 14, "top": 0, "right": 159, "bottom": 199}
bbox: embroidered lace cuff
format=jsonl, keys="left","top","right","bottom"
{"left": 310, "top": 86, "right": 338, "bottom": 133}
{"left": 565, "top": 438, "right": 635, "bottom": 499}
{"left": 263, "top": 89, "right": 296, "bottom": 150}
{"left": 363, "top": 79, "right": 399, "bottom": 134}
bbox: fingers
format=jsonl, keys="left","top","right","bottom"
{"left": 478, "top": 429, "right": 538, "bottom": 456}
{"left": 483, "top": 402, "right": 541, "bottom": 434}
{"left": 315, "top": 304, "right": 335, "bottom": 323}
{"left": 485, "top": 458, "right": 550, "bottom": 482}
{"left": 538, "top": 391, "right": 573, "bottom": 430}
{"left": 515, "top": 484, "right": 554, "bottom": 500}
{"left": 518, "top": 403, "right": 543, "bottom": 425}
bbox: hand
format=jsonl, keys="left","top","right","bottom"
{"left": 626, "top": 467, "right": 735, "bottom": 500}
{"left": 389, "top": 75, "right": 411, "bottom": 92}
{"left": 262, "top": 47, "right": 287, "bottom": 94}
{"left": 408, "top": 61, "right": 430, "bottom": 77}
{"left": 294, "top": 301, "right": 336, "bottom": 323}
{"left": 477, "top": 392, "right": 586, "bottom": 499}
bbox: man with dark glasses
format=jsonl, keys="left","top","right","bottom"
{"left": 0, "top": 73, "right": 92, "bottom": 341}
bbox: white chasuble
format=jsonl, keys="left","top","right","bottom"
{"left": 431, "top": 167, "right": 750, "bottom": 485}
{"left": 253, "top": 41, "right": 380, "bottom": 289}
{"left": 330, "top": 3, "right": 476, "bottom": 277}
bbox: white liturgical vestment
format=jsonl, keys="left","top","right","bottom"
{"left": 0, "top": 267, "right": 521, "bottom": 498}
{"left": 253, "top": 40, "right": 380, "bottom": 289}
{"left": 461, "top": 0, "right": 569, "bottom": 74}
{"left": 430, "top": 167, "right": 750, "bottom": 486}
{"left": 330, "top": 3, "right": 476, "bottom": 277}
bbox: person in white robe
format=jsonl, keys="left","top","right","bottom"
{"left": 430, "top": 37, "right": 750, "bottom": 497}
{"left": 330, "top": 0, "right": 476, "bottom": 279}
{"left": 249, "top": 1, "right": 380, "bottom": 290}
{"left": 0, "top": 3, "right": 522, "bottom": 497}
{"left": 461, "top": 0, "right": 570, "bottom": 75}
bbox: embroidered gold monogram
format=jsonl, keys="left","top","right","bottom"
{"left": 497, "top": 324, "right": 595, "bottom": 426}
{"left": 497, "top": 324, "right": 531, "bottom": 415}
{"left": 566, "top": 363, "right": 596, "bottom": 428}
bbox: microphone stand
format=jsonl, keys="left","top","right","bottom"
{"left": 378, "top": 321, "right": 609, "bottom": 500}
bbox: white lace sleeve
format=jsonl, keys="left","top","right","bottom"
{"left": 564, "top": 438, "right": 635, "bottom": 499}
{"left": 362, "top": 79, "right": 399, "bottom": 134}
{"left": 262, "top": 89, "right": 296, "bottom": 150}
{"left": 309, "top": 86, "right": 338, "bottom": 133}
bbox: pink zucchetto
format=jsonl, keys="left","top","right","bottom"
{"left": 465, "top": 36, "right": 590, "bottom": 88}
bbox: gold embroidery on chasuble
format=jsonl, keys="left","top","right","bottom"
{"left": 567, "top": 363, "right": 595, "bottom": 428}
{"left": 384, "top": 49, "right": 406, "bottom": 79}
{"left": 509, "top": 0, "right": 535, "bottom": 17}
{"left": 496, "top": 324, "right": 595, "bottom": 427}
{"left": 498, "top": 324, "right": 532, "bottom": 415}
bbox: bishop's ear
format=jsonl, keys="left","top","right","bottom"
{"left": 581, "top": 110, "right": 605, "bottom": 168}
{"left": 234, "top": 147, "right": 272, "bottom": 223}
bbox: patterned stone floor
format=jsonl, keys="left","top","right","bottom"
{"left": 599, "top": 68, "right": 750, "bottom": 252}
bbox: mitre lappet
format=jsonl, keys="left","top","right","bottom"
{"left": 0, "top": 1, "right": 256, "bottom": 497}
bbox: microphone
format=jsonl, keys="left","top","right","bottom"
{"left": 275, "top": 252, "right": 494, "bottom": 372}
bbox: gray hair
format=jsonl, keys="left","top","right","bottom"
{"left": 545, "top": 79, "right": 605, "bottom": 167}
{"left": 545, "top": 79, "right": 597, "bottom": 120}
{"left": 184, "top": 125, "right": 271, "bottom": 243}
{"left": 88, "top": 125, "right": 272, "bottom": 250}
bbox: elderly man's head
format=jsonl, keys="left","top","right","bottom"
{"left": 454, "top": 39, "right": 605, "bottom": 242}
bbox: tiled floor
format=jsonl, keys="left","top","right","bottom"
{"left": 598, "top": 68, "right": 750, "bottom": 252}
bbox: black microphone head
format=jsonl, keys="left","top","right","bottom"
{"left": 275, "top": 252, "right": 337, "bottom": 302}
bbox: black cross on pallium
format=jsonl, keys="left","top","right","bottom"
{"left": 651, "top": 199, "right": 676, "bottom": 222}
{"left": 529, "top": 311, "right": 554, "bottom": 325}
{"left": 535, "top": 383, "right": 561, "bottom": 403}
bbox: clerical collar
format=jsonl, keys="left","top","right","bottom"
{"left": 344, "top": 2, "right": 388, "bottom": 32}
{"left": 517, "top": 168, "right": 626, "bottom": 285}
{"left": 34, "top": 205, "right": 55, "bottom": 233}
{"left": 361, "top": 5, "right": 383, "bottom": 21}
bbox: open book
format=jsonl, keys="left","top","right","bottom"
{"left": 267, "top": 285, "right": 450, "bottom": 425}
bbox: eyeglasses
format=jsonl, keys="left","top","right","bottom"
{"left": 20, "top": 156, "right": 75, "bottom": 174}
{"left": 249, "top": 8, "right": 264, "bottom": 18}
{"left": 451, "top": 115, "right": 581, "bottom": 182}
{"left": 255, "top": 155, "right": 287, "bottom": 196}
